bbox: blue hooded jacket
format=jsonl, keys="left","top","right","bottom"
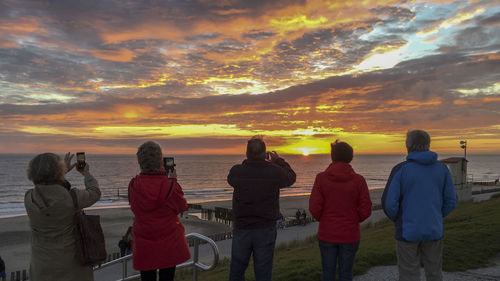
{"left": 381, "top": 151, "right": 457, "bottom": 242}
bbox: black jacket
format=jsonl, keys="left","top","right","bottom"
{"left": 0, "top": 255, "right": 5, "bottom": 272}
{"left": 228, "top": 158, "right": 296, "bottom": 229}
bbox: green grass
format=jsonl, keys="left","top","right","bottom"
{"left": 172, "top": 197, "right": 500, "bottom": 281}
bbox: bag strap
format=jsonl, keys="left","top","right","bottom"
{"left": 70, "top": 189, "right": 79, "bottom": 210}
{"left": 165, "top": 179, "right": 174, "bottom": 199}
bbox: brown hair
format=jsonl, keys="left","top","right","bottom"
{"left": 27, "top": 153, "right": 65, "bottom": 184}
{"left": 331, "top": 140, "right": 353, "bottom": 163}
{"left": 246, "top": 136, "right": 266, "bottom": 160}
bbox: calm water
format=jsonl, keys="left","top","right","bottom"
{"left": 1, "top": 153, "right": 499, "bottom": 216}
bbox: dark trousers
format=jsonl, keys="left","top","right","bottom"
{"left": 229, "top": 226, "right": 277, "bottom": 281}
{"left": 397, "top": 239, "right": 443, "bottom": 281}
{"left": 140, "top": 267, "right": 175, "bottom": 281}
{"left": 318, "top": 239, "right": 360, "bottom": 281}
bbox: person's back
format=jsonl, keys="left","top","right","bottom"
{"left": 229, "top": 158, "right": 295, "bottom": 229}
{"left": 0, "top": 255, "right": 5, "bottom": 279}
{"left": 309, "top": 140, "right": 372, "bottom": 281}
{"left": 228, "top": 136, "right": 296, "bottom": 281}
{"left": 24, "top": 153, "right": 101, "bottom": 281}
{"left": 128, "top": 141, "right": 190, "bottom": 281}
{"left": 385, "top": 151, "right": 456, "bottom": 241}
{"left": 382, "top": 130, "right": 457, "bottom": 281}
{"left": 311, "top": 162, "right": 372, "bottom": 243}
{"left": 128, "top": 172, "right": 190, "bottom": 269}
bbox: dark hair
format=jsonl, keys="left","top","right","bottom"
{"left": 246, "top": 136, "right": 266, "bottom": 160}
{"left": 27, "top": 153, "right": 65, "bottom": 184}
{"left": 331, "top": 140, "right": 353, "bottom": 163}
{"left": 406, "top": 130, "right": 430, "bottom": 153}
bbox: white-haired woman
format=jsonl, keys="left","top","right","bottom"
{"left": 128, "top": 141, "right": 190, "bottom": 281}
{"left": 24, "top": 152, "right": 101, "bottom": 281}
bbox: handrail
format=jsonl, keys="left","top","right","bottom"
{"left": 94, "top": 232, "right": 220, "bottom": 281}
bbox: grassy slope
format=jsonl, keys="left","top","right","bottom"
{"left": 174, "top": 195, "right": 500, "bottom": 281}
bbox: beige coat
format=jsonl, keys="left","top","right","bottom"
{"left": 24, "top": 175, "right": 101, "bottom": 281}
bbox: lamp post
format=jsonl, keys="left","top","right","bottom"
{"left": 460, "top": 140, "right": 467, "bottom": 159}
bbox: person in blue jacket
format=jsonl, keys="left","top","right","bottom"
{"left": 381, "top": 130, "right": 457, "bottom": 281}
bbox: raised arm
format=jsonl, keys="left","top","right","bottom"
{"left": 166, "top": 179, "right": 188, "bottom": 214}
{"left": 72, "top": 164, "right": 101, "bottom": 209}
{"left": 273, "top": 157, "right": 297, "bottom": 188}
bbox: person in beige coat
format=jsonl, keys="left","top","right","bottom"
{"left": 24, "top": 152, "right": 101, "bottom": 281}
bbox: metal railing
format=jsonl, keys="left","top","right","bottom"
{"left": 94, "top": 233, "right": 220, "bottom": 281}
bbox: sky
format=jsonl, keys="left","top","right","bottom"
{"left": 0, "top": 0, "right": 499, "bottom": 155}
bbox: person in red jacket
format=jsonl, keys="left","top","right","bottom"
{"left": 128, "top": 141, "right": 190, "bottom": 281}
{"left": 309, "top": 140, "right": 372, "bottom": 281}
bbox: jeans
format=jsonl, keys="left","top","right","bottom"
{"left": 397, "top": 239, "right": 443, "bottom": 281}
{"left": 229, "top": 226, "right": 277, "bottom": 281}
{"left": 318, "top": 239, "right": 360, "bottom": 281}
{"left": 140, "top": 267, "right": 175, "bottom": 281}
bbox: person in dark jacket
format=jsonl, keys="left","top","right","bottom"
{"left": 309, "top": 140, "right": 372, "bottom": 281}
{"left": 128, "top": 141, "right": 190, "bottom": 281}
{"left": 0, "top": 255, "right": 5, "bottom": 279}
{"left": 228, "top": 136, "right": 296, "bottom": 281}
{"left": 381, "top": 130, "right": 457, "bottom": 281}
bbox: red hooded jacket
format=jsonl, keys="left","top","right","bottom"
{"left": 128, "top": 171, "right": 190, "bottom": 270}
{"left": 309, "top": 162, "right": 372, "bottom": 243}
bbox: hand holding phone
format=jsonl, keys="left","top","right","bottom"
{"left": 163, "top": 157, "right": 175, "bottom": 172}
{"left": 76, "top": 152, "right": 86, "bottom": 171}
{"left": 267, "top": 151, "right": 279, "bottom": 162}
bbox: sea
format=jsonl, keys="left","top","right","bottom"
{"left": 1, "top": 153, "right": 499, "bottom": 217}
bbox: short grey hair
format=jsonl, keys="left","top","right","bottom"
{"left": 27, "top": 153, "right": 66, "bottom": 184}
{"left": 406, "top": 130, "right": 431, "bottom": 153}
{"left": 137, "top": 141, "right": 163, "bottom": 172}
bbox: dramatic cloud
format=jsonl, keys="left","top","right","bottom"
{"left": 0, "top": 0, "right": 499, "bottom": 154}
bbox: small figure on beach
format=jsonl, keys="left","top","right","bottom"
{"left": 382, "top": 130, "right": 457, "bottom": 281}
{"left": 24, "top": 152, "right": 101, "bottom": 281}
{"left": 295, "top": 209, "right": 301, "bottom": 225}
{"left": 277, "top": 213, "right": 286, "bottom": 229}
{"left": 309, "top": 140, "right": 372, "bottom": 281}
{"left": 118, "top": 226, "right": 133, "bottom": 257}
{"left": 0, "top": 255, "right": 6, "bottom": 279}
{"left": 228, "top": 136, "right": 296, "bottom": 281}
{"left": 128, "top": 141, "right": 190, "bottom": 281}
{"left": 301, "top": 209, "right": 307, "bottom": 226}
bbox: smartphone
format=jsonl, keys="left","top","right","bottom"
{"left": 163, "top": 157, "right": 175, "bottom": 172}
{"left": 76, "top": 152, "right": 86, "bottom": 170}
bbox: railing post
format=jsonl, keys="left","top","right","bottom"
{"left": 122, "top": 257, "right": 128, "bottom": 279}
{"left": 193, "top": 238, "right": 199, "bottom": 281}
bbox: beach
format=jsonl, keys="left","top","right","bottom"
{"left": 1, "top": 185, "right": 498, "bottom": 275}
{"left": 0, "top": 187, "right": 387, "bottom": 273}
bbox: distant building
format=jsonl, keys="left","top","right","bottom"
{"left": 440, "top": 157, "right": 471, "bottom": 201}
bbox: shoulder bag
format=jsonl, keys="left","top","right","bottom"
{"left": 70, "top": 189, "right": 107, "bottom": 265}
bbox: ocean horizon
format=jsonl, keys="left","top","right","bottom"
{"left": 1, "top": 153, "right": 499, "bottom": 217}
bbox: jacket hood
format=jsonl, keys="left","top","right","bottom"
{"left": 131, "top": 174, "right": 172, "bottom": 212}
{"left": 324, "top": 162, "right": 356, "bottom": 182}
{"left": 26, "top": 184, "right": 72, "bottom": 217}
{"left": 406, "top": 151, "right": 438, "bottom": 165}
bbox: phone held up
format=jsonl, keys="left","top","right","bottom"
{"left": 163, "top": 157, "right": 175, "bottom": 172}
{"left": 76, "top": 152, "right": 86, "bottom": 171}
